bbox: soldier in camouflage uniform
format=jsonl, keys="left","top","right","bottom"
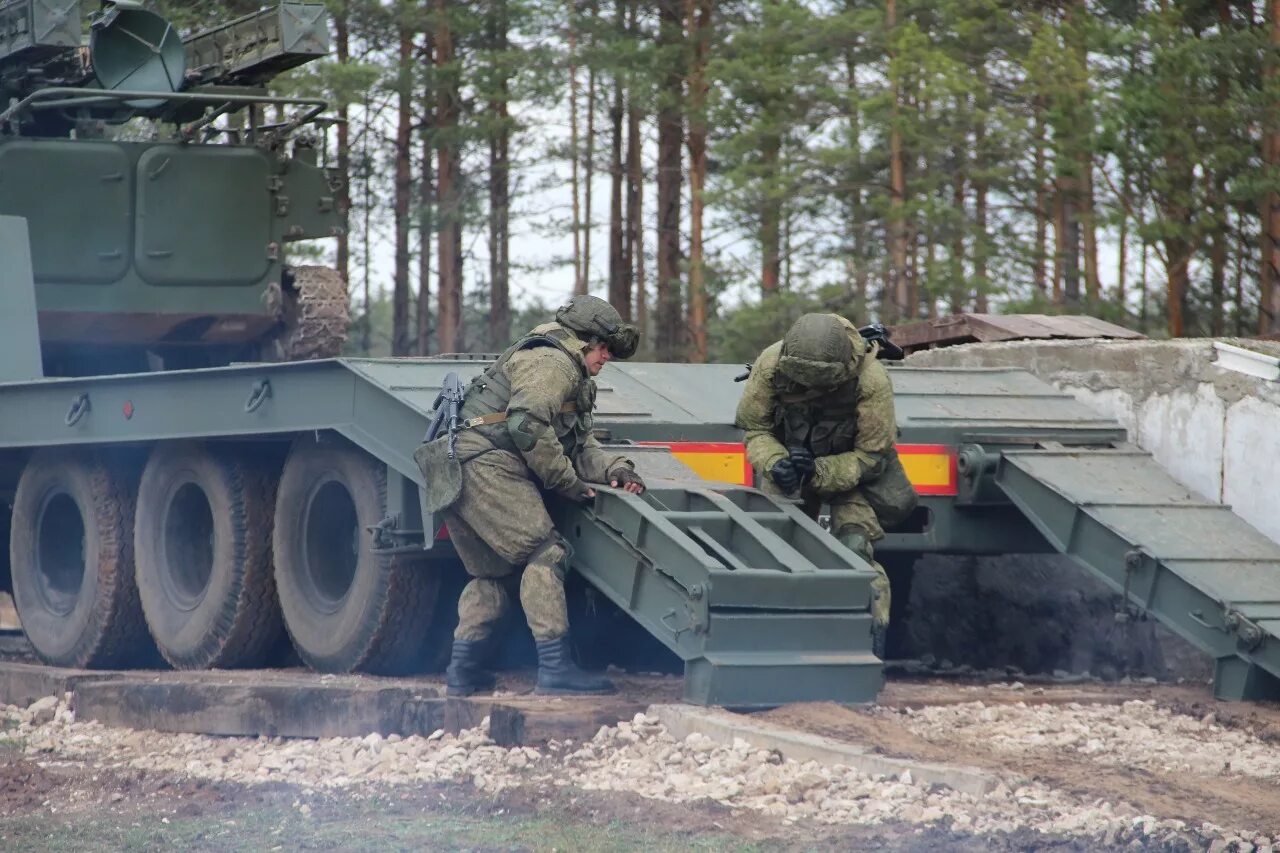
{"left": 434, "top": 295, "right": 645, "bottom": 696}
{"left": 734, "top": 313, "right": 918, "bottom": 656}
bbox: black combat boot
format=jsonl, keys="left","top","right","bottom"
{"left": 445, "top": 639, "right": 497, "bottom": 697}
{"left": 535, "top": 636, "right": 616, "bottom": 695}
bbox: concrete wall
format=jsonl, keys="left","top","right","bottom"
{"left": 893, "top": 338, "right": 1280, "bottom": 682}
{"left": 907, "top": 339, "right": 1280, "bottom": 543}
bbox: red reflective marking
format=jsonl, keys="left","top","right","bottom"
{"left": 122, "top": 401, "right": 134, "bottom": 420}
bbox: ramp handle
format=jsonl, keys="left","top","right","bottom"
{"left": 64, "top": 393, "right": 90, "bottom": 427}
{"left": 244, "top": 379, "right": 273, "bottom": 413}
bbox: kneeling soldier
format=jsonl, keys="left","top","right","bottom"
{"left": 734, "top": 313, "right": 918, "bottom": 656}
{"left": 420, "top": 295, "right": 645, "bottom": 696}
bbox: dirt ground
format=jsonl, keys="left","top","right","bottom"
{"left": 765, "top": 678, "right": 1280, "bottom": 838}
{"left": 0, "top": 743, "right": 1125, "bottom": 852}
{"left": 2, "top": 628, "right": 1277, "bottom": 850}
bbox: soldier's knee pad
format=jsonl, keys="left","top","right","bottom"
{"left": 526, "top": 532, "right": 570, "bottom": 580}
{"left": 835, "top": 524, "right": 875, "bottom": 564}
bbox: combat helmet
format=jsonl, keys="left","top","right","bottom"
{"left": 556, "top": 295, "right": 640, "bottom": 359}
{"left": 777, "top": 313, "right": 857, "bottom": 388}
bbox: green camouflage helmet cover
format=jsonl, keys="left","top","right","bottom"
{"left": 777, "top": 313, "right": 857, "bottom": 388}
{"left": 555, "top": 294, "right": 640, "bottom": 359}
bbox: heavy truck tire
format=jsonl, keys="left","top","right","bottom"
{"left": 274, "top": 265, "right": 350, "bottom": 361}
{"left": 133, "top": 443, "right": 285, "bottom": 669}
{"left": 9, "top": 450, "right": 154, "bottom": 668}
{"left": 272, "top": 438, "right": 438, "bottom": 675}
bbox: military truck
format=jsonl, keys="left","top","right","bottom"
{"left": 2, "top": 2, "right": 1278, "bottom": 708}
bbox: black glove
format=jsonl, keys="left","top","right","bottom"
{"left": 770, "top": 457, "right": 800, "bottom": 492}
{"left": 788, "top": 447, "right": 815, "bottom": 480}
{"left": 609, "top": 466, "right": 646, "bottom": 493}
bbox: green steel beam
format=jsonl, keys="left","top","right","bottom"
{"left": 995, "top": 447, "right": 1280, "bottom": 701}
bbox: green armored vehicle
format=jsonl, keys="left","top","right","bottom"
{"left": 1, "top": 2, "right": 1278, "bottom": 708}
{"left": 0, "top": 0, "right": 347, "bottom": 374}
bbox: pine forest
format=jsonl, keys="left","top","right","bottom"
{"left": 163, "top": 1, "right": 1280, "bottom": 362}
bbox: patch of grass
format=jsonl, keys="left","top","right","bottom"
{"left": 0, "top": 795, "right": 762, "bottom": 853}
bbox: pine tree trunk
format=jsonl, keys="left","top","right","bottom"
{"left": 583, "top": 6, "right": 598, "bottom": 294}
{"left": 435, "top": 0, "right": 464, "bottom": 354}
{"left": 885, "top": 0, "right": 909, "bottom": 321}
{"left": 417, "top": 33, "right": 435, "bottom": 356}
{"left": 568, "top": 2, "right": 584, "bottom": 295}
{"left": 1209, "top": 168, "right": 1227, "bottom": 337}
{"left": 949, "top": 158, "right": 966, "bottom": 315}
{"left": 624, "top": 9, "right": 642, "bottom": 329}
{"left": 335, "top": 5, "right": 351, "bottom": 290}
{"left": 655, "top": 0, "right": 684, "bottom": 360}
{"left": 1165, "top": 234, "right": 1191, "bottom": 337}
{"left": 1261, "top": 0, "right": 1280, "bottom": 334}
{"left": 1235, "top": 207, "right": 1247, "bottom": 334}
{"left": 1052, "top": 188, "right": 1066, "bottom": 307}
{"left": 1058, "top": 174, "right": 1081, "bottom": 311}
{"left": 685, "top": 0, "right": 711, "bottom": 363}
{"left": 361, "top": 91, "right": 372, "bottom": 354}
{"left": 607, "top": 0, "right": 626, "bottom": 313}
{"left": 972, "top": 70, "right": 990, "bottom": 313}
{"left": 760, "top": 133, "right": 782, "bottom": 295}
{"left": 1033, "top": 97, "right": 1048, "bottom": 299}
{"left": 842, "top": 8, "right": 866, "bottom": 315}
{"left": 1117, "top": 160, "right": 1129, "bottom": 321}
{"left": 488, "top": 0, "right": 511, "bottom": 349}
{"left": 392, "top": 25, "right": 413, "bottom": 357}
{"left": 1082, "top": 158, "right": 1100, "bottom": 308}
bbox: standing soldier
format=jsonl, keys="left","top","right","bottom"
{"left": 734, "top": 313, "right": 918, "bottom": 656}
{"left": 417, "top": 295, "right": 645, "bottom": 696}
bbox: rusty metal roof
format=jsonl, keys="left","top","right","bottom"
{"left": 890, "top": 313, "right": 1145, "bottom": 354}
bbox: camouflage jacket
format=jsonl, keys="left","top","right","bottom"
{"left": 734, "top": 317, "right": 897, "bottom": 496}
{"left": 454, "top": 322, "right": 632, "bottom": 498}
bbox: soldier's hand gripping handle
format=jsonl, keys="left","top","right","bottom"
{"left": 788, "top": 447, "right": 815, "bottom": 485}
{"left": 609, "top": 466, "right": 646, "bottom": 495}
{"left": 770, "top": 457, "right": 801, "bottom": 492}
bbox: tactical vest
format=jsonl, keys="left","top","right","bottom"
{"left": 459, "top": 324, "right": 597, "bottom": 459}
{"left": 771, "top": 362, "right": 865, "bottom": 457}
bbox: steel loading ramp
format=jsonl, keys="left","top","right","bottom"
{"left": 994, "top": 447, "right": 1280, "bottom": 701}
{"left": 553, "top": 451, "right": 883, "bottom": 708}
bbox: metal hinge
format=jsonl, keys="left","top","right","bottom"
{"left": 1224, "top": 610, "right": 1266, "bottom": 651}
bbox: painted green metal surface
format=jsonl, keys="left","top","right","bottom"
{"left": 0, "top": 3, "right": 339, "bottom": 353}
{"left": 995, "top": 447, "right": 1280, "bottom": 701}
{"left": 554, "top": 461, "right": 881, "bottom": 707}
{"left": 0, "top": 215, "right": 43, "bottom": 382}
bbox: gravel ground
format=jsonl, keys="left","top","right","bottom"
{"left": 5, "top": 693, "right": 1279, "bottom": 850}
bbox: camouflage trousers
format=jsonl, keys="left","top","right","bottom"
{"left": 441, "top": 449, "right": 570, "bottom": 643}
{"left": 759, "top": 451, "right": 918, "bottom": 630}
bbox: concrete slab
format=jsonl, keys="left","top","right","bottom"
{"left": 2, "top": 662, "right": 653, "bottom": 745}
{"left": 0, "top": 661, "right": 115, "bottom": 709}
{"left": 649, "top": 703, "right": 1001, "bottom": 797}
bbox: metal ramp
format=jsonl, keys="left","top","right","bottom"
{"left": 554, "top": 458, "right": 882, "bottom": 708}
{"left": 994, "top": 447, "right": 1280, "bottom": 701}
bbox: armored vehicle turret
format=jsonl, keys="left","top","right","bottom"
{"left": 0, "top": 1, "right": 347, "bottom": 375}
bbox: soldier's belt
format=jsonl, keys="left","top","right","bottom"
{"left": 460, "top": 401, "right": 578, "bottom": 430}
